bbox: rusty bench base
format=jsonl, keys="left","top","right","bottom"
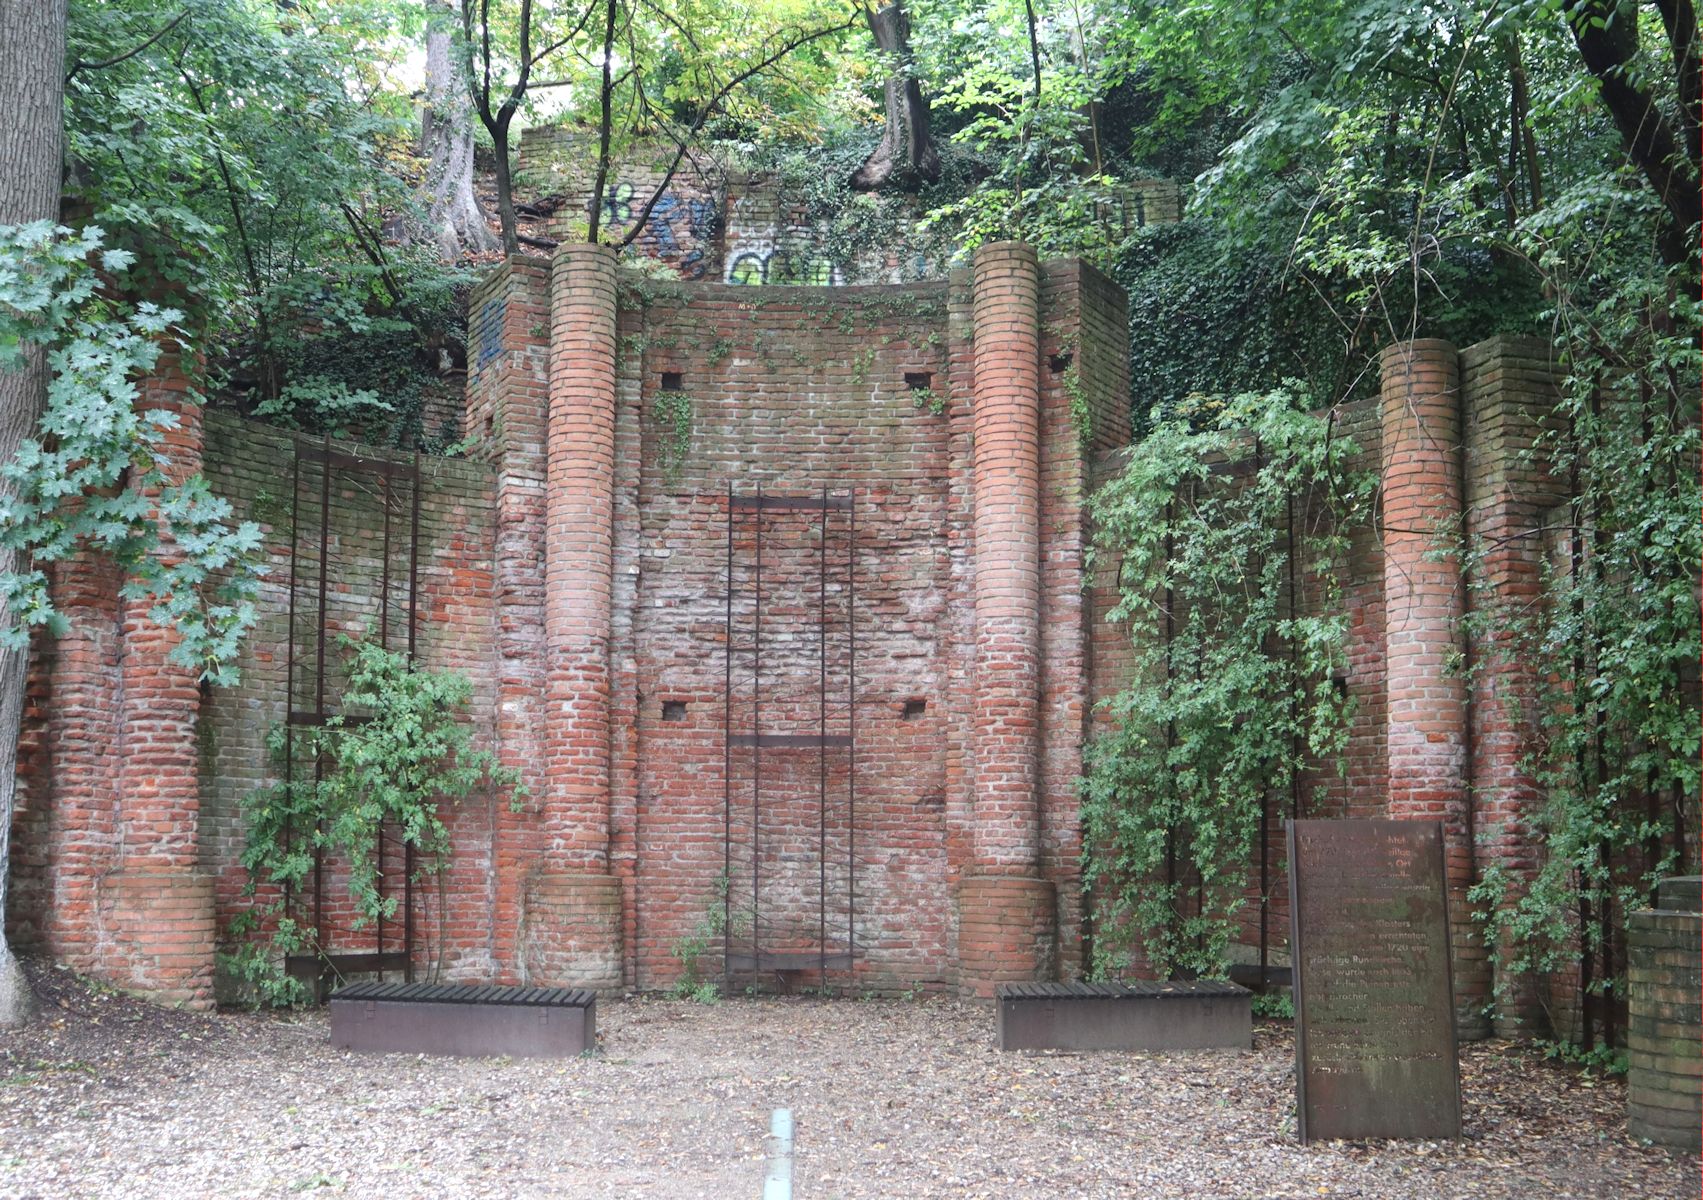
{"left": 330, "top": 983, "right": 596, "bottom": 1058}
{"left": 996, "top": 981, "right": 1251, "bottom": 1052}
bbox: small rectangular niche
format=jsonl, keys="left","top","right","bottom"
{"left": 660, "top": 371, "right": 684, "bottom": 391}
{"left": 901, "top": 698, "right": 927, "bottom": 721}
{"left": 1048, "top": 352, "right": 1073, "bottom": 373}
{"left": 904, "top": 372, "right": 933, "bottom": 391}
{"left": 661, "top": 700, "right": 687, "bottom": 722}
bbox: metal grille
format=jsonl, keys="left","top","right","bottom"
{"left": 722, "top": 486, "right": 859, "bottom": 985}
{"left": 282, "top": 435, "right": 423, "bottom": 997}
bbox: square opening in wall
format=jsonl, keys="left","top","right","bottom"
{"left": 1048, "top": 352, "right": 1073, "bottom": 373}
{"left": 660, "top": 371, "right": 684, "bottom": 391}
{"left": 662, "top": 700, "right": 687, "bottom": 722}
{"left": 904, "top": 372, "right": 933, "bottom": 391}
{"left": 902, "top": 698, "right": 927, "bottom": 721}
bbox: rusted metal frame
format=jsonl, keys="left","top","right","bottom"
{"left": 847, "top": 488, "right": 856, "bottom": 973}
{"left": 313, "top": 434, "right": 332, "bottom": 957}
{"left": 730, "top": 733, "right": 851, "bottom": 749}
{"left": 376, "top": 463, "right": 392, "bottom": 971}
{"left": 753, "top": 483, "right": 763, "bottom": 975}
{"left": 282, "top": 447, "right": 303, "bottom": 933}
{"left": 724, "top": 485, "right": 733, "bottom": 985}
{"left": 731, "top": 493, "right": 850, "bottom": 512}
{"left": 819, "top": 485, "right": 828, "bottom": 987}
{"left": 405, "top": 451, "right": 421, "bottom": 982}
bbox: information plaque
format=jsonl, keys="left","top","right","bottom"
{"left": 1287, "top": 819, "right": 1462, "bottom": 1142}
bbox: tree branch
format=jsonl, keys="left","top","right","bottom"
{"left": 616, "top": 10, "right": 861, "bottom": 248}
{"left": 1568, "top": 0, "right": 1701, "bottom": 261}
{"left": 66, "top": 9, "right": 186, "bottom": 82}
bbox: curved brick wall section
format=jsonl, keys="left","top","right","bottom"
{"left": 1627, "top": 879, "right": 1702, "bottom": 1150}
{"left": 545, "top": 245, "right": 619, "bottom": 869}
{"left": 1379, "top": 338, "right": 1489, "bottom": 1038}
{"left": 969, "top": 241, "right": 1043, "bottom": 873}
{"left": 960, "top": 241, "right": 1055, "bottom": 996}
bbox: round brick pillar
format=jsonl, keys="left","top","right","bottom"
{"left": 1379, "top": 338, "right": 1490, "bottom": 1039}
{"left": 958, "top": 241, "right": 1055, "bottom": 997}
{"left": 102, "top": 346, "right": 215, "bottom": 1009}
{"left": 535, "top": 243, "right": 623, "bottom": 988}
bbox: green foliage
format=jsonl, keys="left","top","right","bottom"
{"left": 1468, "top": 258, "right": 1701, "bottom": 1043}
{"left": 1250, "top": 991, "right": 1294, "bottom": 1020}
{"left": 651, "top": 389, "right": 694, "bottom": 486}
{"left": 63, "top": 0, "right": 467, "bottom": 434}
{"left": 227, "top": 638, "right": 524, "bottom": 1004}
{"left": 1081, "top": 388, "right": 1374, "bottom": 979}
{"left": 0, "top": 222, "right": 263, "bottom": 683}
{"left": 1540, "top": 1037, "right": 1628, "bottom": 1077}
{"left": 670, "top": 871, "right": 731, "bottom": 1000}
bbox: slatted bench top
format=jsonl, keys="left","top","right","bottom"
{"left": 997, "top": 980, "right": 1247, "bottom": 1001}
{"left": 332, "top": 982, "right": 596, "bottom": 1008}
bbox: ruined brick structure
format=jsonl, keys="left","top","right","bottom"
{"left": 516, "top": 127, "right": 1182, "bottom": 286}
{"left": 4, "top": 246, "right": 1622, "bottom": 1032}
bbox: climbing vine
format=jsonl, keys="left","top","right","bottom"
{"left": 651, "top": 389, "right": 694, "bottom": 487}
{"left": 1081, "top": 388, "right": 1374, "bottom": 980}
{"left": 225, "top": 639, "right": 524, "bottom": 1005}
{"left": 1467, "top": 272, "right": 1702, "bottom": 1049}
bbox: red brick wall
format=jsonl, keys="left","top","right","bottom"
{"left": 615, "top": 277, "right": 958, "bottom": 993}
{"left": 1085, "top": 336, "right": 1575, "bottom": 1032}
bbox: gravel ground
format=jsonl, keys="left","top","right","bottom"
{"left": 0, "top": 961, "right": 1694, "bottom": 1200}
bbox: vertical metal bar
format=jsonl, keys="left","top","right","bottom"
{"left": 376, "top": 470, "right": 391, "bottom": 973}
{"left": 313, "top": 434, "right": 332, "bottom": 958}
{"left": 847, "top": 489, "right": 856, "bottom": 967}
{"left": 724, "top": 486, "right": 734, "bottom": 982}
{"left": 819, "top": 485, "right": 827, "bottom": 985}
{"left": 753, "top": 483, "right": 762, "bottom": 973}
{"left": 282, "top": 447, "right": 303, "bottom": 925}
{"left": 379, "top": 470, "right": 392, "bottom": 652}
{"left": 405, "top": 454, "right": 421, "bottom": 981}
{"left": 408, "top": 450, "right": 421, "bottom": 662}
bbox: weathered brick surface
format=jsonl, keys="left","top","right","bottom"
{"left": 516, "top": 127, "right": 1179, "bottom": 287}
{"left": 1379, "top": 339, "right": 1491, "bottom": 1038}
{"left": 9, "top": 255, "right": 1629, "bottom": 1021}
{"left": 1461, "top": 335, "right": 1567, "bottom": 1036}
{"left": 1626, "top": 901, "right": 1702, "bottom": 1150}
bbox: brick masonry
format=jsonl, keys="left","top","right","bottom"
{"left": 515, "top": 126, "right": 1181, "bottom": 287}
{"left": 1626, "top": 878, "right": 1702, "bottom": 1151}
{"left": 5, "top": 262, "right": 1659, "bottom": 1024}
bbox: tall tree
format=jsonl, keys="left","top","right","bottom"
{"left": 0, "top": 0, "right": 69, "bottom": 1028}
{"left": 421, "top": 0, "right": 500, "bottom": 260}
{"left": 850, "top": 1, "right": 940, "bottom": 190}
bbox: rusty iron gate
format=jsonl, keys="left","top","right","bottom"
{"left": 282, "top": 435, "right": 423, "bottom": 996}
{"left": 723, "top": 486, "right": 859, "bottom": 987}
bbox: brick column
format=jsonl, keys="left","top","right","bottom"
{"left": 1379, "top": 339, "right": 1489, "bottom": 1038}
{"left": 469, "top": 259, "right": 552, "bottom": 982}
{"left": 1627, "top": 876, "right": 1702, "bottom": 1151}
{"left": 526, "top": 243, "right": 622, "bottom": 991}
{"left": 958, "top": 241, "right": 1054, "bottom": 997}
{"left": 1461, "top": 336, "right": 1563, "bottom": 1037}
{"left": 101, "top": 347, "right": 215, "bottom": 1008}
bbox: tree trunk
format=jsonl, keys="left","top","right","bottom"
{"left": 1568, "top": 0, "right": 1701, "bottom": 267}
{"left": 421, "top": 4, "right": 499, "bottom": 261}
{"left": 850, "top": 3, "right": 940, "bottom": 191}
{"left": 0, "top": 0, "right": 70, "bottom": 1029}
{"left": 491, "top": 118, "right": 519, "bottom": 254}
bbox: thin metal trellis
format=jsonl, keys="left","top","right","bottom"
{"left": 282, "top": 436, "right": 424, "bottom": 999}
{"left": 722, "top": 486, "right": 858, "bottom": 987}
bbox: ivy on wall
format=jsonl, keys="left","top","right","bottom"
{"left": 225, "top": 639, "right": 523, "bottom": 1005}
{"left": 1468, "top": 278, "right": 1702, "bottom": 1051}
{"left": 1081, "top": 388, "right": 1374, "bottom": 980}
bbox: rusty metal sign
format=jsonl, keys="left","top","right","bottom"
{"left": 1287, "top": 819, "right": 1461, "bottom": 1142}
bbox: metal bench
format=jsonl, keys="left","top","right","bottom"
{"left": 996, "top": 980, "right": 1251, "bottom": 1052}
{"left": 330, "top": 982, "right": 596, "bottom": 1058}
